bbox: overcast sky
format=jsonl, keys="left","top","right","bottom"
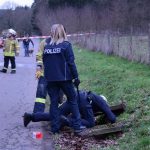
{"left": 0, "top": 0, "right": 34, "bottom": 8}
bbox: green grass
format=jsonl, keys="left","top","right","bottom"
{"left": 74, "top": 46, "right": 150, "bottom": 150}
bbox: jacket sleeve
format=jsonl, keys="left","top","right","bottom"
{"left": 88, "top": 92, "right": 116, "bottom": 123}
{"left": 30, "top": 39, "right": 34, "bottom": 47}
{"left": 22, "top": 39, "right": 25, "bottom": 45}
{"left": 64, "top": 42, "right": 78, "bottom": 79}
{"left": 36, "top": 39, "right": 45, "bottom": 63}
{"left": 15, "top": 40, "right": 20, "bottom": 53}
{"left": 36, "top": 39, "right": 45, "bottom": 74}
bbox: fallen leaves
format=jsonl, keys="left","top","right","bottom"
{"left": 53, "top": 131, "right": 119, "bottom": 150}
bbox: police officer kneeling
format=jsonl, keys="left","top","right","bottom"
{"left": 23, "top": 90, "right": 116, "bottom": 129}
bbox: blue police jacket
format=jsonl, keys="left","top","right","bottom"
{"left": 43, "top": 40, "right": 78, "bottom": 81}
{"left": 87, "top": 91, "right": 116, "bottom": 123}
{"left": 77, "top": 91, "right": 95, "bottom": 127}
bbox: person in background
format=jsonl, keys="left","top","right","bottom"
{"left": 0, "top": 29, "right": 20, "bottom": 74}
{"left": 23, "top": 35, "right": 34, "bottom": 57}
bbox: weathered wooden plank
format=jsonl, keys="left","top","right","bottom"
{"left": 78, "top": 121, "right": 131, "bottom": 137}
{"left": 110, "top": 102, "right": 126, "bottom": 115}
{"left": 94, "top": 102, "right": 126, "bottom": 116}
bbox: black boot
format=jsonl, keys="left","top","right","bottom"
{"left": 0, "top": 69, "right": 7, "bottom": 73}
{"left": 11, "top": 70, "right": 16, "bottom": 74}
{"left": 60, "top": 115, "right": 70, "bottom": 127}
{"left": 23, "top": 112, "right": 33, "bottom": 127}
{"left": 74, "top": 125, "right": 86, "bottom": 136}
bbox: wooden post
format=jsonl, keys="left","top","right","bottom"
{"left": 148, "top": 24, "right": 150, "bottom": 64}
{"left": 108, "top": 30, "right": 112, "bottom": 54}
{"left": 129, "top": 26, "right": 133, "bottom": 60}
{"left": 117, "top": 28, "right": 120, "bottom": 55}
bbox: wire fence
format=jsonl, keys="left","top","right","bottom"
{"left": 70, "top": 27, "right": 150, "bottom": 64}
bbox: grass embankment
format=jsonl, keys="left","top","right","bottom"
{"left": 74, "top": 46, "right": 150, "bottom": 150}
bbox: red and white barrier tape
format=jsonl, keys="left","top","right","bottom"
{"left": 16, "top": 33, "right": 95, "bottom": 40}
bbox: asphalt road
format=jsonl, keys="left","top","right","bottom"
{"left": 0, "top": 39, "right": 54, "bottom": 150}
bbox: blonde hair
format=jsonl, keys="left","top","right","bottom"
{"left": 50, "top": 24, "right": 68, "bottom": 45}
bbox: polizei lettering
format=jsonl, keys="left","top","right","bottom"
{"left": 44, "top": 48, "right": 61, "bottom": 54}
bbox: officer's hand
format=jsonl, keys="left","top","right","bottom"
{"left": 73, "top": 78, "right": 80, "bottom": 87}
{"left": 35, "top": 70, "right": 42, "bottom": 79}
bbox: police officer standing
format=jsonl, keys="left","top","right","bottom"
{"left": 0, "top": 29, "right": 20, "bottom": 74}
{"left": 39, "top": 24, "right": 82, "bottom": 134}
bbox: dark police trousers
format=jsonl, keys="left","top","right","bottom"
{"left": 31, "top": 90, "right": 116, "bottom": 127}
{"left": 32, "top": 101, "right": 95, "bottom": 128}
{"left": 32, "top": 90, "right": 95, "bottom": 129}
{"left": 47, "top": 80, "right": 81, "bottom": 133}
{"left": 4, "top": 56, "right": 16, "bottom": 71}
{"left": 59, "top": 101, "right": 95, "bottom": 128}
{"left": 33, "top": 76, "right": 64, "bottom": 113}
